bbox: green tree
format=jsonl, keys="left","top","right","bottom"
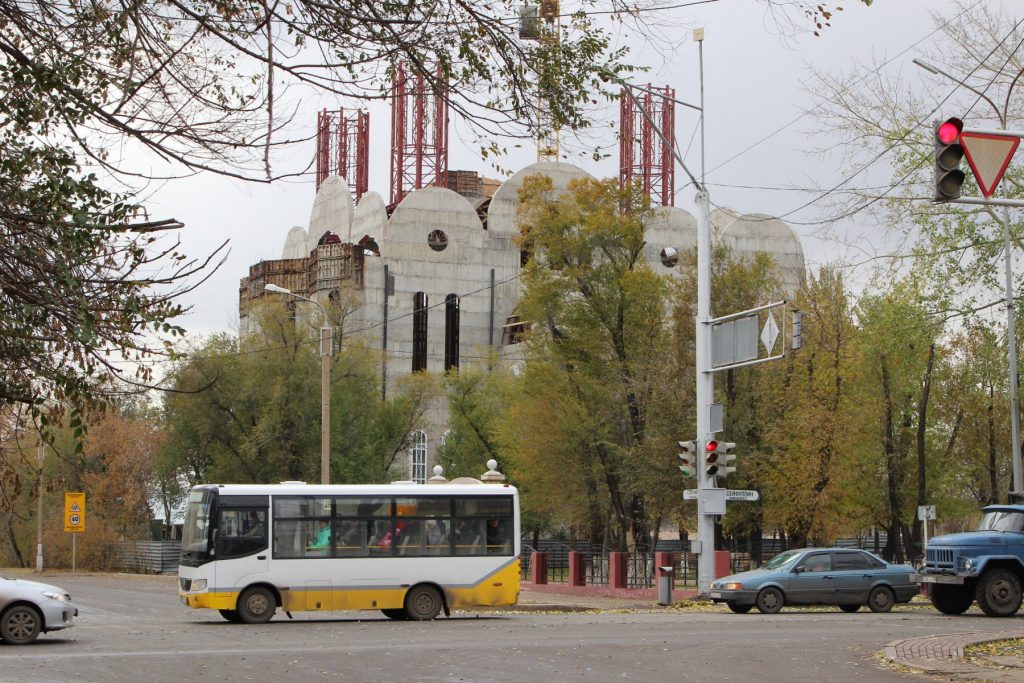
{"left": 161, "top": 301, "right": 435, "bottom": 486}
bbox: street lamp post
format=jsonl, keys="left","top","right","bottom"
{"left": 265, "top": 283, "right": 333, "bottom": 484}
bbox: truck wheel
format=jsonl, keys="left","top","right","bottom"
{"left": 929, "top": 584, "right": 973, "bottom": 615}
{"left": 975, "top": 569, "right": 1023, "bottom": 617}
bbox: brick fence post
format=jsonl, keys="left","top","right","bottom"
{"left": 714, "top": 550, "right": 731, "bottom": 579}
{"left": 531, "top": 551, "right": 548, "bottom": 585}
{"left": 568, "top": 550, "right": 586, "bottom": 587}
{"left": 609, "top": 551, "right": 627, "bottom": 588}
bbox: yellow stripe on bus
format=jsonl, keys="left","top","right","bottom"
{"left": 181, "top": 560, "right": 521, "bottom": 613}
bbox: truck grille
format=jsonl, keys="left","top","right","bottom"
{"left": 925, "top": 547, "right": 956, "bottom": 572}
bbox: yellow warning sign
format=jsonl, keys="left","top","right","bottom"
{"left": 64, "top": 492, "right": 85, "bottom": 532}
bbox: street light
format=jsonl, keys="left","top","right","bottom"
{"left": 264, "top": 283, "right": 333, "bottom": 484}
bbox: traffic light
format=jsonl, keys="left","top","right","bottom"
{"left": 791, "top": 310, "right": 803, "bottom": 350}
{"left": 934, "top": 117, "right": 965, "bottom": 202}
{"left": 705, "top": 440, "right": 736, "bottom": 478}
{"left": 678, "top": 440, "right": 696, "bottom": 477}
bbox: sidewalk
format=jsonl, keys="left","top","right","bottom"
{"left": 885, "top": 630, "right": 1024, "bottom": 681}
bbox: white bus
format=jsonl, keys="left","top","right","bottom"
{"left": 178, "top": 481, "right": 520, "bottom": 623}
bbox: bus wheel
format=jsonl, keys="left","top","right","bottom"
{"left": 218, "top": 609, "right": 243, "bottom": 623}
{"left": 237, "top": 586, "right": 276, "bottom": 624}
{"left": 404, "top": 585, "right": 442, "bottom": 621}
{"left": 381, "top": 609, "right": 408, "bottom": 620}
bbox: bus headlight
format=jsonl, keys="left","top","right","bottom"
{"left": 190, "top": 579, "right": 207, "bottom": 592}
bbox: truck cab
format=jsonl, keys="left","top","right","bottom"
{"left": 913, "top": 505, "right": 1024, "bottom": 617}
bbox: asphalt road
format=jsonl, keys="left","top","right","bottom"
{"left": 2, "top": 572, "right": 1022, "bottom": 682}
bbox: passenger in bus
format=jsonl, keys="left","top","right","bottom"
{"left": 310, "top": 520, "right": 331, "bottom": 549}
{"left": 379, "top": 521, "right": 406, "bottom": 549}
{"left": 486, "top": 519, "right": 510, "bottom": 553}
{"left": 454, "top": 520, "right": 481, "bottom": 553}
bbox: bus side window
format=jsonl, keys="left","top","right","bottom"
{"left": 454, "top": 519, "right": 484, "bottom": 555}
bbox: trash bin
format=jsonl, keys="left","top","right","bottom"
{"left": 657, "top": 565, "right": 674, "bottom": 605}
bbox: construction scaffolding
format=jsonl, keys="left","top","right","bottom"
{"left": 620, "top": 84, "right": 676, "bottom": 207}
{"left": 316, "top": 108, "right": 370, "bottom": 200}
{"left": 390, "top": 63, "right": 449, "bottom": 207}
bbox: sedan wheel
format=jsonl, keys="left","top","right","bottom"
{"left": 867, "top": 586, "right": 895, "bottom": 613}
{"left": 839, "top": 604, "right": 860, "bottom": 613}
{"left": 726, "top": 601, "right": 753, "bottom": 614}
{"left": 0, "top": 605, "right": 43, "bottom": 645}
{"left": 755, "top": 587, "right": 784, "bottom": 614}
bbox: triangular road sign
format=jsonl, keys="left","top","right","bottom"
{"left": 960, "top": 132, "right": 1020, "bottom": 198}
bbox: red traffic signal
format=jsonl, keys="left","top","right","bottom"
{"left": 937, "top": 117, "right": 962, "bottom": 145}
{"left": 705, "top": 440, "right": 718, "bottom": 464}
{"left": 934, "top": 117, "right": 965, "bottom": 202}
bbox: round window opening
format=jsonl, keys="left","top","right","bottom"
{"left": 428, "top": 229, "right": 449, "bottom": 252}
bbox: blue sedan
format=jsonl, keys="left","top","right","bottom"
{"left": 710, "top": 548, "right": 917, "bottom": 614}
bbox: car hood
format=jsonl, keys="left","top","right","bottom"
{"left": 716, "top": 568, "right": 773, "bottom": 584}
{"left": 1, "top": 577, "right": 68, "bottom": 595}
{"left": 928, "top": 532, "right": 1015, "bottom": 548}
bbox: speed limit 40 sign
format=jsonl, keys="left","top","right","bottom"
{"left": 64, "top": 492, "right": 86, "bottom": 532}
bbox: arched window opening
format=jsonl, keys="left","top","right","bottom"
{"left": 445, "top": 294, "right": 460, "bottom": 372}
{"left": 413, "top": 292, "right": 428, "bottom": 372}
{"left": 410, "top": 430, "right": 427, "bottom": 484}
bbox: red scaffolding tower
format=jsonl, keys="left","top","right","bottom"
{"left": 316, "top": 108, "right": 369, "bottom": 201}
{"left": 619, "top": 85, "right": 675, "bottom": 207}
{"left": 390, "top": 63, "right": 449, "bottom": 207}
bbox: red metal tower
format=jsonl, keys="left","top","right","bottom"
{"left": 619, "top": 85, "right": 675, "bottom": 207}
{"left": 390, "top": 63, "right": 449, "bottom": 207}
{"left": 316, "top": 108, "right": 369, "bottom": 201}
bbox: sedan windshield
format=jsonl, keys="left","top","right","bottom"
{"left": 978, "top": 510, "right": 1024, "bottom": 533}
{"left": 762, "top": 549, "right": 803, "bottom": 570}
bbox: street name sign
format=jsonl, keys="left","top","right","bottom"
{"left": 960, "top": 132, "right": 1020, "bottom": 198}
{"left": 684, "top": 489, "right": 760, "bottom": 502}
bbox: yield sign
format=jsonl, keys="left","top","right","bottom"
{"left": 960, "top": 132, "right": 1020, "bottom": 198}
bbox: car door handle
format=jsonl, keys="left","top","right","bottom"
{"left": 257, "top": 555, "right": 267, "bottom": 560}
{"left": 822, "top": 575, "right": 833, "bottom": 579}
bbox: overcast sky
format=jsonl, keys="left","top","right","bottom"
{"left": 144, "top": 0, "right": 1001, "bottom": 338}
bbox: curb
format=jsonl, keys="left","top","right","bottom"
{"left": 884, "top": 630, "right": 1024, "bottom": 677}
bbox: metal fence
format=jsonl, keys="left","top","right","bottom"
{"left": 112, "top": 541, "right": 181, "bottom": 574}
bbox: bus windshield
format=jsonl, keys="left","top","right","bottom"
{"left": 180, "top": 489, "right": 214, "bottom": 566}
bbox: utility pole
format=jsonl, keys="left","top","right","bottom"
{"left": 36, "top": 438, "right": 44, "bottom": 572}
{"left": 614, "top": 27, "right": 718, "bottom": 592}
{"left": 915, "top": 58, "right": 1023, "bottom": 498}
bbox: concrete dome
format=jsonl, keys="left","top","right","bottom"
{"left": 308, "top": 176, "right": 354, "bottom": 244}
{"left": 353, "top": 191, "right": 388, "bottom": 241}
{"left": 487, "top": 161, "right": 593, "bottom": 237}
{"left": 713, "top": 208, "right": 806, "bottom": 293}
{"left": 282, "top": 226, "right": 310, "bottom": 259}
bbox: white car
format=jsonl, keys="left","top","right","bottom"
{"left": 0, "top": 575, "right": 77, "bottom": 644}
